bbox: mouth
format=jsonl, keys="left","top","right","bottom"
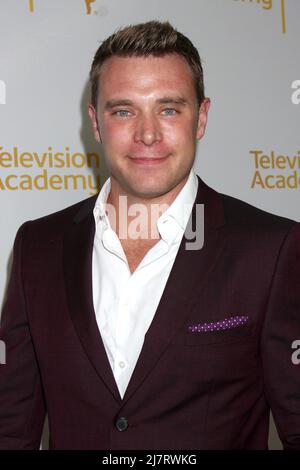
{"left": 128, "top": 155, "right": 170, "bottom": 165}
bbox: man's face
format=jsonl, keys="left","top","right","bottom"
{"left": 89, "top": 53, "right": 210, "bottom": 200}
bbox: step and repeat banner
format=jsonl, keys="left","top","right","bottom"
{"left": 0, "top": 0, "right": 299, "bottom": 449}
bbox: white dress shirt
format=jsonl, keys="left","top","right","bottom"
{"left": 92, "top": 168, "right": 198, "bottom": 399}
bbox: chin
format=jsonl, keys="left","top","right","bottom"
{"left": 132, "top": 183, "right": 174, "bottom": 199}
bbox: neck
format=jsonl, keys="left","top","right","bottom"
{"left": 105, "top": 175, "right": 189, "bottom": 241}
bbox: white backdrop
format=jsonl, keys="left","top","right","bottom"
{"left": 0, "top": 0, "right": 299, "bottom": 449}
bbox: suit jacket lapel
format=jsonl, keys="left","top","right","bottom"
{"left": 63, "top": 176, "right": 226, "bottom": 405}
{"left": 121, "top": 176, "right": 227, "bottom": 403}
{"left": 63, "top": 195, "right": 122, "bottom": 403}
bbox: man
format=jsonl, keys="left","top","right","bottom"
{"left": 0, "top": 20, "right": 299, "bottom": 450}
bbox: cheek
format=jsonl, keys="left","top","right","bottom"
{"left": 164, "top": 120, "right": 196, "bottom": 148}
{"left": 102, "top": 121, "right": 132, "bottom": 151}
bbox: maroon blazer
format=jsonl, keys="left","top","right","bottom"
{"left": 0, "top": 176, "right": 300, "bottom": 450}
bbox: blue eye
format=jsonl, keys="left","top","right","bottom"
{"left": 162, "top": 108, "right": 177, "bottom": 116}
{"left": 115, "top": 110, "right": 130, "bottom": 117}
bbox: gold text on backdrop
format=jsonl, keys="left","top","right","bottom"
{"left": 233, "top": 0, "right": 286, "bottom": 33}
{"left": 27, "top": 0, "right": 98, "bottom": 14}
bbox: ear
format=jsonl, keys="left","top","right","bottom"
{"left": 88, "top": 104, "right": 102, "bottom": 143}
{"left": 196, "top": 98, "right": 211, "bottom": 140}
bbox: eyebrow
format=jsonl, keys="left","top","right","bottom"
{"left": 104, "top": 99, "right": 133, "bottom": 109}
{"left": 156, "top": 96, "right": 188, "bottom": 106}
{"left": 104, "top": 96, "right": 188, "bottom": 110}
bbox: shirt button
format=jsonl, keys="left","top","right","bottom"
{"left": 119, "top": 361, "right": 125, "bottom": 369}
{"left": 116, "top": 417, "right": 128, "bottom": 432}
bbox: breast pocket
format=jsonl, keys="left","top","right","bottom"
{"left": 184, "top": 321, "right": 254, "bottom": 346}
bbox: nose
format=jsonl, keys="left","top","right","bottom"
{"left": 133, "top": 112, "right": 162, "bottom": 146}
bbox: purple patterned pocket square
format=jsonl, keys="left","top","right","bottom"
{"left": 188, "top": 315, "right": 249, "bottom": 333}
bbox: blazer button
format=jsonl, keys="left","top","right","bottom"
{"left": 116, "top": 417, "right": 128, "bottom": 432}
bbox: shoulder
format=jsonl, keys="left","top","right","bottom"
{"left": 197, "top": 175, "right": 299, "bottom": 251}
{"left": 21, "top": 194, "right": 98, "bottom": 242}
{"left": 220, "top": 191, "right": 296, "bottom": 230}
{"left": 217, "top": 191, "right": 300, "bottom": 254}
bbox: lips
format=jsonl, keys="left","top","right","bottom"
{"left": 128, "top": 155, "right": 169, "bottom": 165}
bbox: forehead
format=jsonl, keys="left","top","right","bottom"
{"left": 98, "top": 53, "right": 195, "bottom": 102}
